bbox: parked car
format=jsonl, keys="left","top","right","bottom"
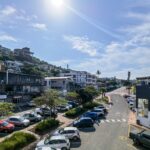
{"left": 82, "top": 111, "right": 99, "bottom": 121}
{"left": 56, "top": 105, "right": 69, "bottom": 112}
{"left": 91, "top": 108, "right": 105, "bottom": 117}
{"left": 67, "top": 101, "right": 78, "bottom": 108}
{"left": 35, "top": 107, "right": 57, "bottom": 117}
{"left": 53, "top": 127, "right": 80, "bottom": 141}
{"left": 7, "top": 116, "right": 30, "bottom": 127}
{"left": 22, "top": 112, "right": 42, "bottom": 122}
{"left": 36, "top": 135, "right": 70, "bottom": 150}
{"left": 94, "top": 105, "right": 107, "bottom": 113}
{"left": 73, "top": 117, "right": 94, "bottom": 128}
{"left": 35, "top": 147, "right": 60, "bottom": 150}
{"left": 27, "top": 101, "right": 36, "bottom": 107}
{"left": 130, "top": 130, "right": 150, "bottom": 148}
{"left": 0, "top": 120, "right": 15, "bottom": 133}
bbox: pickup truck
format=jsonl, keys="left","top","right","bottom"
{"left": 129, "top": 129, "right": 150, "bottom": 148}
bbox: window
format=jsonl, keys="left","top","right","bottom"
{"left": 143, "top": 134, "right": 150, "bottom": 140}
{"left": 58, "top": 140, "right": 66, "bottom": 144}
{"left": 67, "top": 130, "right": 75, "bottom": 134}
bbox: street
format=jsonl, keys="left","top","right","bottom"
{"left": 71, "top": 93, "right": 148, "bottom": 150}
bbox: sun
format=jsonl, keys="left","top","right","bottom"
{"left": 51, "top": 0, "right": 64, "bottom": 8}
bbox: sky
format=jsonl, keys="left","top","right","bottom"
{"left": 0, "top": 0, "right": 150, "bottom": 79}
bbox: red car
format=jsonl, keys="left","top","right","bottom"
{"left": 0, "top": 120, "right": 15, "bottom": 133}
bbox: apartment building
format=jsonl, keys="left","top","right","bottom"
{"left": 60, "top": 70, "right": 97, "bottom": 88}
{"left": 0, "top": 45, "right": 12, "bottom": 57}
{"left": 44, "top": 77, "right": 72, "bottom": 92}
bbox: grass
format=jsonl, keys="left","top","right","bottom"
{"left": 0, "top": 132, "right": 36, "bottom": 150}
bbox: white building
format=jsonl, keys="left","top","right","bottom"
{"left": 4, "top": 61, "right": 23, "bottom": 73}
{"left": 60, "top": 70, "right": 97, "bottom": 88}
{"left": 44, "top": 77, "right": 72, "bottom": 93}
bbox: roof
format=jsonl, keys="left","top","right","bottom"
{"left": 45, "top": 77, "right": 71, "bottom": 80}
{"left": 137, "top": 76, "right": 150, "bottom": 80}
{"left": 144, "top": 130, "right": 150, "bottom": 136}
{"left": 50, "top": 135, "right": 66, "bottom": 140}
{"left": 9, "top": 116, "right": 21, "bottom": 119}
{"left": 64, "top": 127, "right": 77, "bottom": 131}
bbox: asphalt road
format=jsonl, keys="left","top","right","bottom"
{"left": 71, "top": 94, "right": 148, "bottom": 150}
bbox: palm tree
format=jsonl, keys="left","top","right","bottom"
{"left": 96, "top": 70, "right": 101, "bottom": 77}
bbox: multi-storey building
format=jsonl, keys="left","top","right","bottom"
{"left": 60, "top": 70, "right": 97, "bottom": 88}
{"left": 0, "top": 45, "right": 12, "bottom": 56}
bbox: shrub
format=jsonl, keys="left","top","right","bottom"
{"left": 0, "top": 132, "right": 36, "bottom": 150}
{"left": 65, "top": 107, "right": 85, "bottom": 118}
{"left": 83, "top": 102, "right": 99, "bottom": 109}
{"left": 35, "top": 118, "right": 59, "bottom": 133}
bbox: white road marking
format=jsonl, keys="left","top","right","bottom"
{"left": 100, "top": 120, "right": 105, "bottom": 123}
{"left": 117, "top": 119, "right": 121, "bottom": 122}
{"left": 106, "top": 120, "right": 110, "bottom": 123}
{"left": 111, "top": 119, "right": 115, "bottom": 122}
{"left": 122, "top": 119, "right": 126, "bottom": 122}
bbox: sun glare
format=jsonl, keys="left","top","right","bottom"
{"left": 51, "top": 0, "right": 64, "bottom": 8}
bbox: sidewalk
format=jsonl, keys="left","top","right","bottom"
{"left": 128, "top": 111, "right": 136, "bottom": 125}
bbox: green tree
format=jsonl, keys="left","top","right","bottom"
{"left": 96, "top": 70, "right": 101, "bottom": 77}
{"left": 66, "top": 92, "right": 79, "bottom": 101}
{"left": 0, "top": 102, "right": 15, "bottom": 117}
{"left": 77, "top": 86, "right": 98, "bottom": 103}
{"left": 100, "top": 88, "right": 107, "bottom": 98}
{"left": 33, "top": 96, "right": 45, "bottom": 107}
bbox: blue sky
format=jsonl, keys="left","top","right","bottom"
{"left": 0, "top": 0, "right": 150, "bottom": 79}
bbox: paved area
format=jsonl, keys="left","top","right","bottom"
{"left": 70, "top": 94, "right": 148, "bottom": 150}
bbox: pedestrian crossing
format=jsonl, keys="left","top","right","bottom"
{"left": 100, "top": 118, "right": 127, "bottom": 124}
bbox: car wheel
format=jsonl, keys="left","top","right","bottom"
{"left": 61, "top": 147, "right": 67, "bottom": 150}
{"left": 136, "top": 120, "right": 141, "bottom": 125}
{"left": 133, "top": 138, "right": 140, "bottom": 146}
{"left": 73, "top": 136, "right": 79, "bottom": 141}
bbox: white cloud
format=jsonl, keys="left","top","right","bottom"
{"left": 64, "top": 35, "right": 102, "bottom": 57}
{"left": 0, "top": 6, "right": 16, "bottom": 16}
{"left": 0, "top": 34, "right": 17, "bottom": 42}
{"left": 31, "top": 23, "right": 47, "bottom": 31}
{"left": 127, "top": 12, "right": 150, "bottom": 21}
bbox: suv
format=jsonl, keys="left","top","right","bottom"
{"left": 130, "top": 130, "right": 150, "bottom": 148}
{"left": 73, "top": 117, "right": 94, "bottom": 128}
{"left": 0, "top": 120, "right": 15, "bottom": 133}
{"left": 7, "top": 116, "right": 30, "bottom": 127}
{"left": 35, "top": 107, "right": 57, "bottom": 117}
{"left": 91, "top": 108, "right": 105, "bottom": 117}
{"left": 95, "top": 105, "right": 107, "bottom": 113}
{"left": 36, "top": 135, "right": 70, "bottom": 150}
{"left": 82, "top": 112, "right": 98, "bottom": 121}
{"left": 23, "top": 112, "right": 42, "bottom": 122}
{"left": 53, "top": 127, "right": 80, "bottom": 141}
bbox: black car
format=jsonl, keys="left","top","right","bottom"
{"left": 73, "top": 117, "right": 94, "bottom": 128}
{"left": 82, "top": 112, "right": 99, "bottom": 121}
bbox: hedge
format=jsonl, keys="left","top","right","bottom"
{"left": 83, "top": 102, "right": 99, "bottom": 109}
{"left": 65, "top": 107, "right": 85, "bottom": 118}
{"left": 0, "top": 132, "right": 36, "bottom": 150}
{"left": 35, "top": 118, "right": 59, "bottom": 133}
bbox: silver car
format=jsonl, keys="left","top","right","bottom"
{"left": 53, "top": 127, "right": 80, "bottom": 141}
{"left": 36, "top": 135, "right": 70, "bottom": 150}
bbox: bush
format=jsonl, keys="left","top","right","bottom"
{"left": 0, "top": 132, "right": 36, "bottom": 150}
{"left": 35, "top": 118, "right": 59, "bottom": 133}
{"left": 83, "top": 102, "right": 99, "bottom": 109}
{"left": 65, "top": 107, "right": 85, "bottom": 118}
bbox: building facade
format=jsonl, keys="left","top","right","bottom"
{"left": 44, "top": 77, "right": 72, "bottom": 92}
{"left": 136, "top": 76, "right": 150, "bottom": 128}
{"left": 60, "top": 70, "right": 97, "bottom": 88}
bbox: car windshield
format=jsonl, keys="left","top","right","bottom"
{"left": 1, "top": 121, "right": 9, "bottom": 126}
{"left": 19, "top": 117, "right": 25, "bottom": 121}
{"left": 44, "top": 136, "right": 51, "bottom": 145}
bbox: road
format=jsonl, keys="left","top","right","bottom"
{"left": 71, "top": 92, "right": 148, "bottom": 150}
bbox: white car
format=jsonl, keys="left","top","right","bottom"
{"left": 36, "top": 135, "right": 70, "bottom": 150}
{"left": 35, "top": 147, "right": 60, "bottom": 150}
{"left": 53, "top": 127, "right": 80, "bottom": 141}
{"left": 7, "top": 116, "right": 30, "bottom": 127}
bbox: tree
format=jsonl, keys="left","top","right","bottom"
{"left": 66, "top": 92, "right": 79, "bottom": 101}
{"left": 33, "top": 96, "right": 45, "bottom": 107}
{"left": 100, "top": 88, "right": 106, "bottom": 98}
{"left": 77, "top": 86, "right": 98, "bottom": 104}
{"left": 0, "top": 102, "right": 15, "bottom": 117}
{"left": 96, "top": 70, "right": 101, "bottom": 77}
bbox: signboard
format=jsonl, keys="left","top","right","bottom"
{"left": 0, "top": 95, "right": 7, "bottom": 99}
